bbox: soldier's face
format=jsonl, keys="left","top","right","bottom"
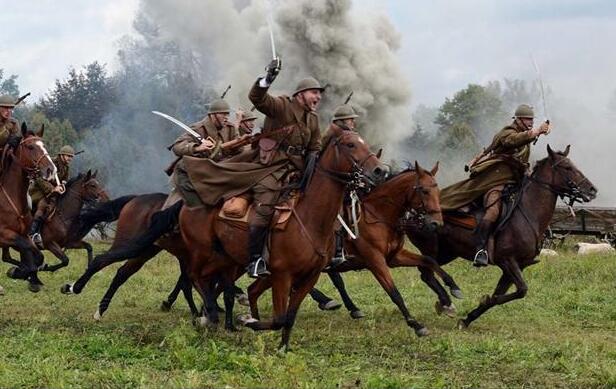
{"left": 344, "top": 118, "right": 356, "bottom": 130}
{"left": 211, "top": 113, "right": 230, "bottom": 128}
{"left": 241, "top": 120, "right": 256, "bottom": 134}
{"left": 61, "top": 155, "right": 74, "bottom": 164}
{"left": 0, "top": 107, "right": 12, "bottom": 120}
{"left": 299, "top": 89, "right": 322, "bottom": 111}
{"left": 521, "top": 117, "right": 534, "bottom": 128}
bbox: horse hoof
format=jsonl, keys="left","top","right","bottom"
{"left": 435, "top": 302, "right": 457, "bottom": 318}
{"left": 350, "top": 310, "right": 365, "bottom": 319}
{"left": 457, "top": 319, "right": 469, "bottom": 330}
{"left": 60, "top": 283, "right": 73, "bottom": 295}
{"left": 236, "top": 313, "right": 257, "bottom": 325}
{"left": 236, "top": 293, "right": 250, "bottom": 307}
{"left": 318, "top": 300, "right": 342, "bottom": 311}
{"left": 93, "top": 309, "right": 102, "bottom": 321}
{"left": 415, "top": 326, "right": 430, "bottom": 337}
{"left": 450, "top": 288, "right": 464, "bottom": 300}
{"left": 6, "top": 267, "right": 18, "bottom": 279}
{"left": 28, "top": 283, "right": 42, "bottom": 293}
{"left": 160, "top": 301, "right": 172, "bottom": 312}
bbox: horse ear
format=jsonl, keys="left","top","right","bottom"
{"left": 38, "top": 124, "right": 45, "bottom": 137}
{"left": 563, "top": 144, "right": 571, "bottom": 157}
{"left": 376, "top": 148, "right": 383, "bottom": 159}
{"left": 414, "top": 160, "right": 423, "bottom": 174}
{"left": 85, "top": 169, "right": 92, "bottom": 180}
{"left": 546, "top": 144, "right": 555, "bottom": 158}
{"left": 430, "top": 161, "right": 440, "bottom": 176}
{"left": 21, "top": 122, "right": 27, "bottom": 137}
{"left": 92, "top": 169, "right": 98, "bottom": 178}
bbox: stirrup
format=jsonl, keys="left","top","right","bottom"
{"left": 246, "top": 257, "right": 270, "bottom": 279}
{"left": 473, "top": 249, "right": 489, "bottom": 267}
{"left": 30, "top": 233, "right": 43, "bottom": 249}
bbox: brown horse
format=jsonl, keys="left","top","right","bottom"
{"left": 407, "top": 145, "right": 597, "bottom": 328}
{"left": 61, "top": 193, "right": 201, "bottom": 319}
{"left": 0, "top": 123, "right": 57, "bottom": 292}
{"left": 245, "top": 162, "right": 465, "bottom": 334}
{"left": 176, "top": 131, "right": 387, "bottom": 350}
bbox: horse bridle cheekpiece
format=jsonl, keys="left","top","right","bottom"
{"left": 531, "top": 155, "right": 592, "bottom": 206}
{"left": 318, "top": 133, "right": 377, "bottom": 191}
{"left": 15, "top": 136, "right": 53, "bottom": 178}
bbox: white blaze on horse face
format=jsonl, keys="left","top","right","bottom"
{"left": 357, "top": 137, "right": 365, "bottom": 145}
{"left": 34, "top": 140, "right": 60, "bottom": 184}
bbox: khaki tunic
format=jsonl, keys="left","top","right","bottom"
{"left": 30, "top": 156, "right": 70, "bottom": 205}
{"left": 0, "top": 117, "right": 20, "bottom": 148}
{"left": 439, "top": 122, "right": 536, "bottom": 210}
{"left": 184, "top": 80, "right": 322, "bottom": 206}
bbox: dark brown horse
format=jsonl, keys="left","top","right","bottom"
{"left": 1, "top": 123, "right": 57, "bottom": 292}
{"left": 61, "top": 193, "right": 201, "bottom": 320}
{"left": 176, "top": 131, "right": 387, "bottom": 350}
{"left": 245, "top": 162, "right": 464, "bottom": 334}
{"left": 407, "top": 145, "right": 597, "bottom": 328}
{"left": 35, "top": 170, "right": 109, "bottom": 271}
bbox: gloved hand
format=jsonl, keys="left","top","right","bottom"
{"left": 7, "top": 134, "right": 21, "bottom": 148}
{"left": 298, "top": 151, "right": 318, "bottom": 192}
{"left": 265, "top": 57, "right": 282, "bottom": 85}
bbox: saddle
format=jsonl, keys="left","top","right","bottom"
{"left": 443, "top": 184, "right": 521, "bottom": 231}
{"left": 218, "top": 193, "right": 300, "bottom": 231}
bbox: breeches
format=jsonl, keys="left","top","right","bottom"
{"left": 173, "top": 165, "right": 203, "bottom": 208}
{"left": 482, "top": 185, "right": 504, "bottom": 224}
{"left": 250, "top": 174, "right": 282, "bottom": 227}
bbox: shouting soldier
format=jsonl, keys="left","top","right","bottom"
{"left": 439, "top": 104, "right": 550, "bottom": 266}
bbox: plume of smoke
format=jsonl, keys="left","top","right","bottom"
{"left": 140, "top": 0, "right": 411, "bottom": 145}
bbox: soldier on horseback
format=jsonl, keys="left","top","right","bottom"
{"left": 28, "top": 145, "right": 75, "bottom": 248}
{"left": 439, "top": 104, "right": 550, "bottom": 266}
{"left": 243, "top": 61, "right": 324, "bottom": 278}
{"left": 323, "top": 104, "right": 359, "bottom": 267}
{"left": 0, "top": 95, "right": 22, "bottom": 151}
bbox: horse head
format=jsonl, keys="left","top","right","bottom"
{"left": 535, "top": 145, "right": 598, "bottom": 203}
{"left": 408, "top": 161, "right": 443, "bottom": 232}
{"left": 15, "top": 123, "right": 56, "bottom": 180}
{"left": 323, "top": 131, "right": 388, "bottom": 187}
{"left": 77, "top": 170, "right": 109, "bottom": 204}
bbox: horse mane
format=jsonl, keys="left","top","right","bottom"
{"left": 65, "top": 173, "right": 86, "bottom": 188}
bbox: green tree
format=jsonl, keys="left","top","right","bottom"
{"left": 29, "top": 111, "right": 79, "bottom": 156}
{"left": 0, "top": 69, "right": 20, "bottom": 96}
{"left": 38, "top": 62, "right": 116, "bottom": 131}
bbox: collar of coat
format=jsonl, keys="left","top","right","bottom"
{"left": 289, "top": 96, "right": 318, "bottom": 124}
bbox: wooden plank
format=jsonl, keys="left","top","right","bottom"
{"left": 550, "top": 206, "right": 616, "bottom": 234}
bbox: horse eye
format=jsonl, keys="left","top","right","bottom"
{"left": 27, "top": 145, "right": 34, "bottom": 150}
{"left": 346, "top": 143, "right": 355, "bottom": 148}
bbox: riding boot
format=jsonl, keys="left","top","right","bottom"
{"left": 28, "top": 217, "right": 44, "bottom": 249}
{"left": 246, "top": 225, "right": 271, "bottom": 279}
{"left": 473, "top": 220, "right": 493, "bottom": 267}
{"left": 326, "top": 229, "right": 346, "bottom": 270}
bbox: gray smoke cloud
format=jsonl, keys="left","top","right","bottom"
{"left": 140, "top": 0, "right": 411, "bottom": 145}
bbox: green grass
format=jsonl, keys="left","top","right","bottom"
{"left": 0, "top": 243, "right": 615, "bottom": 388}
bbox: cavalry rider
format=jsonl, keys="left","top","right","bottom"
{"left": 171, "top": 99, "right": 241, "bottom": 207}
{"left": 243, "top": 61, "right": 324, "bottom": 278}
{"left": 28, "top": 145, "right": 75, "bottom": 248}
{"left": 439, "top": 104, "right": 550, "bottom": 266}
{"left": 238, "top": 109, "right": 259, "bottom": 136}
{"left": 323, "top": 104, "right": 360, "bottom": 267}
{"left": 0, "top": 95, "right": 22, "bottom": 151}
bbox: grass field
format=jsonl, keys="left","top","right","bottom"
{"left": 0, "top": 242, "right": 615, "bottom": 388}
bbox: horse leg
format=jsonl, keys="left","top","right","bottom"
{"left": 162, "top": 260, "right": 200, "bottom": 317}
{"left": 458, "top": 260, "right": 527, "bottom": 329}
{"left": 246, "top": 277, "right": 273, "bottom": 320}
{"left": 67, "top": 240, "right": 94, "bottom": 266}
{"left": 39, "top": 242, "right": 70, "bottom": 272}
{"left": 244, "top": 274, "right": 291, "bottom": 332}
{"left": 1, "top": 247, "right": 20, "bottom": 266}
{"left": 221, "top": 268, "right": 239, "bottom": 331}
{"left": 2, "top": 232, "right": 44, "bottom": 292}
{"left": 309, "top": 287, "right": 336, "bottom": 307}
{"left": 94, "top": 255, "right": 154, "bottom": 319}
{"left": 367, "top": 255, "right": 428, "bottom": 337}
{"left": 279, "top": 272, "right": 321, "bottom": 352}
{"left": 389, "top": 249, "right": 463, "bottom": 299}
{"left": 327, "top": 272, "right": 364, "bottom": 318}
{"left": 417, "top": 267, "right": 457, "bottom": 318}
{"left": 161, "top": 273, "right": 183, "bottom": 312}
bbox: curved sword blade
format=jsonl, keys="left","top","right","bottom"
{"left": 152, "top": 110, "right": 203, "bottom": 142}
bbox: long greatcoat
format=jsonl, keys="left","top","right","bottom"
{"left": 439, "top": 121, "right": 536, "bottom": 210}
{"left": 184, "top": 80, "right": 321, "bottom": 206}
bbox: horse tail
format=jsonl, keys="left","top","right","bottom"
{"left": 95, "top": 200, "right": 183, "bottom": 262}
{"left": 81, "top": 195, "right": 137, "bottom": 225}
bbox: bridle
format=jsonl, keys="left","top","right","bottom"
{"left": 399, "top": 171, "right": 441, "bottom": 230}
{"left": 528, "top": 157, "right": 593, "bottom": 205}
{"left": 9, "top": 136, "right": 55, "bottom": 179}
{"left": 316, "top": 133, "right": 378, "bottom": 191}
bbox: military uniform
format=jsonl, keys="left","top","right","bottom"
{"left": 171, "top": 100, "right": 240, "bottom": 207}
{"left": 0, "top": 95, "right": 20, "bottom": 150}
{"left": 29, "top": 146, "right": 74, "bottom": 248}
{"left": 439, "top": 104, "right": 543, "bottom": 266}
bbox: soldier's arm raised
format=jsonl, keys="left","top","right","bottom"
{"left": 248, "top": 79, "right": 284, "bottom": 118}
{"left": 499, "top": 128, "right": 537, "bottom": 149}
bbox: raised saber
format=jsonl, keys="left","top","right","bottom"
{"left": 152, "top": 110, "right": 205, "bottom": 142}
{"left": 265, "top": 0, "right": 277, "bottom": 59}
{"left": 531, "top": 54, "right": 550, "bottom": 144}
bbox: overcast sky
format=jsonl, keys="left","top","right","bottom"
{"left": 2, "top": 0, "right": 615, "bottom": 110}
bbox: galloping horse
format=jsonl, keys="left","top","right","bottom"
{"left": 246, "top": 162, "right": 464, "bottom": 334}
{"left": 0, "top": 123, "right": 57, "bottom": 292}
{"left": 407, "top": 145, "right": 597, "bottom": 328}
{"left": 36, "top": 170, "right": 109, "bottom": 271}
